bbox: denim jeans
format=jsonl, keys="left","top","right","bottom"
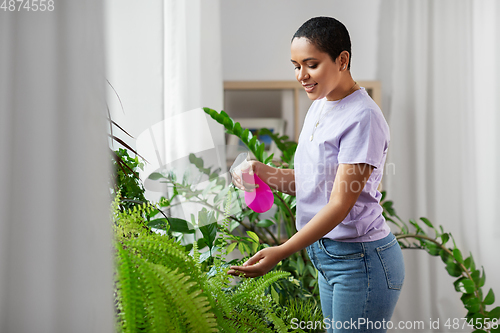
{"left": 306, "top": 233, "right": 405, "bottom": 333}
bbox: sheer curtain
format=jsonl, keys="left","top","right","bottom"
{"left": 378, "top": 0, "right": 500, "bottom": 330}
{"left": 0, "top": 2, "right": 113, "bottom": 333}
{"left": 138, "top": 0, "right": 226, "bottom": 211}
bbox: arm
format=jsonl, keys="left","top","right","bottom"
{"left": 232, "top": 161, "right": 296, "bottom": 196}
{"left": 228, "top": 163, "right": 374, "bottom": 278}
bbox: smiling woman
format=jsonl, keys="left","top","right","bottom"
{"left": 229, "top": 16, "right": 403, "bottom": 333}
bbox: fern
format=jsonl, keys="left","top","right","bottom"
{"left": 150, "top": 264, "right": 218, "bottom": 332}
{"left": 113, "top": 194, "right": 294, "bottom": 332}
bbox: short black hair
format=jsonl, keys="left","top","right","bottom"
{"left": 292, "top": 17, "right": 352, "bottom": 69}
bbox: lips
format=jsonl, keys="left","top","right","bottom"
{"left": 302, "top": 83, "right": 317, "bottom": 93}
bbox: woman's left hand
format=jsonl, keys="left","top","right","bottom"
{"left": 228, "top": 246, "right": 286, "bottom": 278}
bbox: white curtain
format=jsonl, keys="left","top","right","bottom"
{"left": 162, "top": 0, "right": 225, "bottom": 165}
{"left": 379, "top": 0, "right": 500, "bottom": 330}
{"left": 0, "top": 3, "right": 113, "bottom": 333}
{"left": 137, "top": 0, "right": 226, "bottom": 216}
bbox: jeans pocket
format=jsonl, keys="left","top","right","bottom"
{"left": 319, "top": 238, "right": 365, "bottom": 260}
{"left": 376, "top": 237, "right": 405, "bottom": 290}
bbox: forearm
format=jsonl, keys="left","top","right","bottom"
{"left": 254, "top": 162, "right": 296, "bottom": 195}
{"left": 278, "top": 200, "right": 351, "bottom": 258}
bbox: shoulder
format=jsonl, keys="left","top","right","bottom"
{"left": 337, "top": 89, "right": 390, "bottom": 141}
{"left": 345, "top": 89, "right": 388, "bottom": 128}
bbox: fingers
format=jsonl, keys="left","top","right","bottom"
{"left": 227, "top": 251, "right": 267, "bottom": 278}
{"left": 231, "top": 171, "right": 259, "bottom": 192}
{"left": 227, "top": 264, "right": 264, "bottom": 278}
{"left": 243, "top": 252, "right": 263, "bottom": 266}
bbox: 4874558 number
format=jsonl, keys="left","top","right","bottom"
{"left": 1, "top": 0, "right": 54, "bottom": 11}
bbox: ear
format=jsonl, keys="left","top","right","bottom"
{"left": 338, "top": 51, "right": 350, "bottom": 71}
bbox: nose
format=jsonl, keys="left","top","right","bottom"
{"left": 297, "top": 68, "right": 309, "bottom": 82}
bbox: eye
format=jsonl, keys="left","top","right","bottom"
{"left": 294, "top": 66, "right": 300, "bottom": 70}
{"left": 308, "top": 64, "right": 318, "bottom": 69}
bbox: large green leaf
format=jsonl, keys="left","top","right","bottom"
{"left": 424, "top": 241, "right": 440, "bottom": 256}
{"left": 440, "top": 249, "right": 454, "bottom": 265}
{"left": 148, "top": 218, "right": 168, "bottom": 230}
{"left": 255, "top": 219, "right": 275, "bottom": 228}
{"left": 199, "top": 222, "right": 217, "bottom": 250}
{"left": 484, "top": 288, "right": 495, "bottom": 305}
{"left": 453, "top": 248, "right": 464, "bottom": 263}
{"left": 454, "top": 278, "right": 476, "bottom": 294}
{"left": 463, "top": 296, "right": 481, "bottom": 313}
{"left": 233, "top": 122, "right": 242, "bottom": 136}
{"left": 168, "top": 218, "right": 195, "bottom": 234}
{"left": 488, "top": 306, "right": 500, "bottom": 319}
{"left": 247, "top": 231, "right": 259, "bottom": 243}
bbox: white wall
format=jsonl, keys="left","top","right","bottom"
{"left": 220, "top": 0, "right": 381, "bottom": 81}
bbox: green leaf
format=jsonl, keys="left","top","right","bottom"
{"left": 197, "top": 238, "right": 207, "bottom": 249}
{"left": 463, "top": 253, "right": 476, "bottom": 272}
{"left": 271, "top": 285, "right": 279, "bottom": 303}
{"left": 233, "top": 122, "right": 242, "bottom": 136}
{"left": 453, "top": 248, "right": 464, "bottom": 263}
{"left": 248, "top": 135, "right": 258, "bottom": 152}
{"left": 409, "top": 219, "right": 423, "bottom": 233}
{"left": 488, "top": 306, "right": 500, "bottom": 320}
{"left": 242, "top": 242, "right": 252, "bottom": 256}
{"left": 226, "top": 242, "right": 237, "bottom": 254}
{"left": 424, "top": 242, "right": 440, "bottom": 256}
{"left": 446, "top": 262, "right": 463, "bottom": 277}
{"left": 484, "top": 288, "right": 495, "bottom": 305}
{"left": 241, "top": 128, "right": 251, "bottom": 143}
{"left": 256, "top": 142, "right": 265, "bottom": 161}
{"left": 223, "top": 117, "right": 234, "bottom": 130}
{"left": 246, "top": 231, "right": 259, "bottom": 243}
{"left": 255, "top": 219, "right": 275, "bottom": 228}
{"left": 440, "top": 249, "right": 454, "bottom": 265}
{"left": 440, "top": 233, "right": 450, "bottom": 245}
{"left": 463, "top": 296, "right": 481, "bottom": 313}
{"left": 251, "top": 241, "right": 258, "bottom": 254}
{"left": 238, "top": 242, "right": 245, "bottom": 256}
{"left": 264, "top": 153, "right": 274, "bottom": 164}
{"left": 168, "top": 218, "right": 195, "bottom": 234}
{"left": 199, "top": 222, "right": 217, "bottom": 250}
{"left": 420, "top": 217, "right": 434, "bottom": 229}
{"left": 479, "top": 267, "right": 486, "bottom": 288}
{"left": 454, "top": 279, "right": 476, "bottom": 294}
{"left": 148, "top": 172, "right": 164, "bottom": 180}
{"left": 148, "top": 218, "right": 168, "bottom": 230}
{"left": 471, "top": 269, "right": 481, "bottom": 286}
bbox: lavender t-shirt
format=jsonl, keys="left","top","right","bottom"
{"left": 294, "top": 88, "right": 390, "bottom": 242}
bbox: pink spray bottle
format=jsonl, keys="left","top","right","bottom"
{"left": 230, "top": 153, "right": 274, "bottom": 213}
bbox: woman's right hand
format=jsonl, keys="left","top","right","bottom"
{"left": 231, "top": 160, "right": 260, "bottom": 192}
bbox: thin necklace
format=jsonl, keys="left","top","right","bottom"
{"left": 309, "top": 81, "right": 358, "bottom": 142}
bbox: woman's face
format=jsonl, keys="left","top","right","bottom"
{"left": 291, "top": 37, "right": 344, "bottom": 101}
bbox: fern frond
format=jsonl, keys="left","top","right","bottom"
{"left": 235, "top": 271, "right": 291, "bottom": 301}
{"left": 192, "top": 237, "right": 201, "bottom": 271}
{"left": 125, "top": 237, "right": 204, "bottom": 284}
{"left": 115, "top": 245, "right": 147, "bottom": 333}
{"left": 150, "top": 264, "right": 218, "bottom": 333}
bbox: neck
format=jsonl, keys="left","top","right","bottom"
{"left": 325, "top": 77, "right": 358, "bottom": 101}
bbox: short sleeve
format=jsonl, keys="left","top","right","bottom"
{"left": 337, "top": 108, "right": 389, "bottom": 168}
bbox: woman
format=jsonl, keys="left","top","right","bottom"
{"left": 229, "top": 17, "right": 404, "bottom": 333}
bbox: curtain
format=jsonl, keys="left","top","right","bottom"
{"left": 138, "top": 0, "right": 226, "bottom": 222}
{"left": 0, "top": 3, "right": 113, "bottom": 333}
{"left": 379, "top": 0, "right": 500, "bottom": 330}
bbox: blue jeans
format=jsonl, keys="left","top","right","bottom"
{"left": 306, "top": 233, "right": 405, "bottom": 333}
